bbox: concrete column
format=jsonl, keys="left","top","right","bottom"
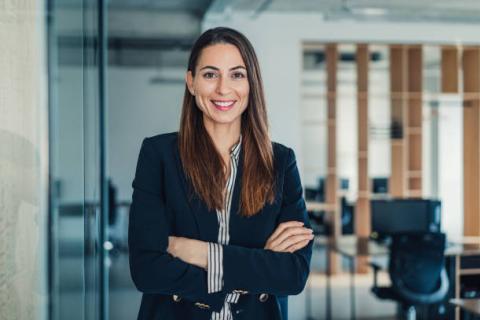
{"left": 0, "top": 1, "right": 48, "bottom": 319}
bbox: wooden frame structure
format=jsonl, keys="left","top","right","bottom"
{"left": 355, "top": 44, "right": 370, "bottom": 273}
{"left": 463, "top": 47, "right": 480, "bottom": 237}
{"left": 442, "top": 46, "right": 460, "bottom": 93}
{"left": 325, "top": 44, "right": 341, "bottom": 273}
{"left": 407, "top": 45, "right": 423, "bottom": 197}
{"left": 389, "top": 45, "right": 423, "bottom": 198}
{"left": 309, "top": 43, "right": 479, "bottom": 279}
{"left": 389, "top": 45, "right": 409, "bottom": 197}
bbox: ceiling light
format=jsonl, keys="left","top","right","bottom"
{"left": 352, "top": 7, "right": 388, "bottom": 16}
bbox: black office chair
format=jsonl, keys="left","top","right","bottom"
{"left": 371, "top": 232, "right": 449, "bottom": 320}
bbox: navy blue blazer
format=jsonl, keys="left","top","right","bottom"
{"left": 128, "top": 132, "right": 312, "bottom": 320}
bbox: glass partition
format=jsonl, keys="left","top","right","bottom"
{"left": 48, "top": 0, "right": 107, "bottom": 319}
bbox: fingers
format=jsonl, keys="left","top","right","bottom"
{"left": 267, "top": 233, "right": 313, "bottom": 253}
{"left": 285, "top": 239, "right": 311, "bottom": 253}
{"left": 274, "top": 233, "right": 314, "bottom": 252}
{"left": 268, "top": 226, "right": 313, "bottom": 249}
{"left": 267, "top": 221, "right": 304, "bottom": 243}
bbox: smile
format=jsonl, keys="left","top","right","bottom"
{"left": 211, "top": 100, "right": 236, "bottom": 111}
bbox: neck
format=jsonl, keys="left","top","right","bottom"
{"left": 203, "top": 117, "right": 241, "bottom": 157}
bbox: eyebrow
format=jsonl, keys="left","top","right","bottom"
{"left": 199, "top": 65, "right": 247, "bottom": 72}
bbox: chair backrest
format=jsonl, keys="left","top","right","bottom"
{"left": 389, "top": 232, "right": 449, "bottom": 305}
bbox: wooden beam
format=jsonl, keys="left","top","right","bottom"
{"left": 407, "top": 45, "right": 423, "bottom": 197}
{"left": 463, "top": 47, "right": 480, "bottom": 237}
{"left": 389, "top": 45, "right": 408, "bottom": 198}
{"left": 325, "top": 43, "right": 340, "bottom": 274}
{"left": 356, "top": 44, "right": 370, "bottom": 273}
{"left": 441, "top": 46, "right": 459, "bottom": 93}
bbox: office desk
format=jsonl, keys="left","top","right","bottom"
{"left": 446, "top": 240, "right": 480, "bottom": 256}
{"left": 326, "top": 236, "right": 480, "bottom": 320}
{"left": 305, "top": 201, "right": 336, "bottom": 212}
{"left": 330, "top": 235, "right": 480, "bottom": 257}
{"left": 332, "top": 236, "right": 388, "bottom": 257}
{"left": 450, "top": 299, "right": 480, "bottom": 318}
{"left": 445, "top": 239, "right": 480, "bottom": 320}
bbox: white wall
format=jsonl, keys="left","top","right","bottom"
{"left": 438, "top": 99, "right": 464, "bottom": 238}
{"left": 58, "top": 66, "right": 185, "bottom": 203}
{"left": 108, "top": 67, "right": 185, "bottom": 201}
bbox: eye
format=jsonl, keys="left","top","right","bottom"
{"left": 232, "top": 72, "right": 246, "bottom": 79}
{"left": 203, "top": 72, "right": 217, "bottom": 79}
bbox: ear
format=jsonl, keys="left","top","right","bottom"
{"left": 186, "top": 71, "right": 194, "bottom": 95}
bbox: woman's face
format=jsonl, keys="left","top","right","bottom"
{"left": 186, "top": 43, "right": 249, "bottom": 128}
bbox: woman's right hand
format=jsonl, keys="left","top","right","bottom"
{"left": 264, "top": 221, "right": 314, "bottom": 253}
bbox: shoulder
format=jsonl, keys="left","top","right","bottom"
{"left": 272, "top": 141, "right": 296, "bottom": 167}
{"left": 135, "top": 132, "right": 178, "bottom": 165}
{"left": 144, "top": 131, "right": 178, "bottom": 147}
{"left": 141, "top": 131, "right": 178, "bottom": 155}
{"left": 272, "top": 141, "right": 295, "bottom": 160}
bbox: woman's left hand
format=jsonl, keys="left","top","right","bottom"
{"left": 264, "top": 221, "right": 314, "bottom": 253}
{"left": 167, "top": 236, "right": 208, "bottom": 270}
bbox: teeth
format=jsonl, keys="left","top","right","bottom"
{"left": 213, "top": 101, "right": 234, "bottom": 107}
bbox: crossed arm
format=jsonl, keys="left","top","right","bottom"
{"left": 167, "top": 220, "right": 313, "bottom": 270}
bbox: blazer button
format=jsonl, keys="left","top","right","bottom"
{"left": 172, "top": 295, "right": 181, "bottom": 302}
{"left": 194, "top": 302, "right": 211, "bottom": 310}
{"left": 259, "top": 293, "right": 269, "bottom": 302}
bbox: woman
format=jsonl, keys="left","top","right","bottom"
{"left": 129, "top": 27, "right": 313, "bottom": 320}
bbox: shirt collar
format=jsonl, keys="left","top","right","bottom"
{"left": 230, "top": 134, "right": 242, "bottom": 162}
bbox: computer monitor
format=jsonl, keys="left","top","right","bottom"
{"left": 370, "top": 199, "right": 441, "bottom": 240}
{"left": 372, "top": 177, "right": 388, "bottom": 194}
{"left": 316, "top": 177, "right": 349, "bottom": 196}
{"left": 339, "top": 178, "right": 349, "bottom": 191}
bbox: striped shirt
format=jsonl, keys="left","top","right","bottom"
{"left": 207, "top": 135, "right": 242, "bottom": 320}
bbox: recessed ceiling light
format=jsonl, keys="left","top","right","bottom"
{"left": 352, "top": 7, "right": 388, "bottom": 16}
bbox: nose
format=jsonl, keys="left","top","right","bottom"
{"left": 215, "top": 75, "right": 231, "bottom": 95}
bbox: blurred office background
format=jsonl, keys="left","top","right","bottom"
{"left": 2, "top": 0, "right": 480, "bottom": 319}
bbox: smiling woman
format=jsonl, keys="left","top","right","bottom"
{"left": 128, "top": 27, "right": 313, "bottom": 320}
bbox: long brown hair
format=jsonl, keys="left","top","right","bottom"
{"left": 178, "top": 27, "right": 275, "bottom": 217}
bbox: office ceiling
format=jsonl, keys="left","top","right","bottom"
{"left": 107, "top": 0, "right": 213, "bottom": 16}
{"left": 208, "top": 0, "right": 480, "bottom": 23}
{"left": 98, "top": 0, "right": 480, "bottom": 23}
{"left": 58, "top": 0, "right": 480, "bottom": 67}
{"left": 60, "top": 0, "right": 212, "bottom": 16}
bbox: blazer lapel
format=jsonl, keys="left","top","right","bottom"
{"left": 172, "top": 141, "right": 219, "bottom": 242}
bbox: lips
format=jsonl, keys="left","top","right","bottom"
{"left": 211, "top": 100, "right": 236, "bottom": 111}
